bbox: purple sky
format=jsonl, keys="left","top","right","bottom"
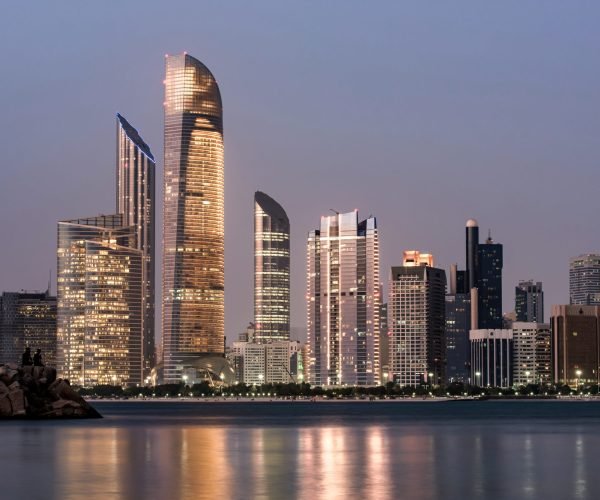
{"left": 1, "top": 2, "right": 599, "bottom": 343}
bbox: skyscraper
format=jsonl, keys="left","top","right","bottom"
{"left": 569, "top": 254, "right": 600, "bottom": 305}
{"left": 57, "top": 215, "right": 143, "bottom": 386}
{"left": 254, "top": 191, "right": 290, "bottom": 343}
{"left": 389, "top": 252, "right": 446, "bottom": 386}
{"left": 445, "top": 293, "right": 471, "bottom": 383}
{"left": 116, "top": 113, "right": 155, "bottom": 376}
{"left": 307, "top": 210, "right": 379, "bottom": 386}
{"left": 465, "top": 219, "right": 479, "bottom": 292}
{"left": 0, "top": 290, "right": 57, "bottom": 366}
{"left": 515, "top": 280, "right": 544, "bottom": 322}
{"left": 477, "top": 233, "right": 503, "bottom": 329}
{"left": 162, "top": 53, "right": 225, "bottom": 382}
{"left": 512, "top": 322, "right": 551, "bottom": 386}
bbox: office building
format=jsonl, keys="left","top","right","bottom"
{"left": 116, "top": 113, "right": 156, "bottom": 376}
{"left": 162, "top": 53, "right": 225, "bottom": 382}
{"left": 512, "top": 322, "right": 551, "bottom": 386}
{"left": 515, "top": 280, "right": 544, "bottom": 322}
{"left": 445, "top": 293, "right": 471, "bottom": 383}
{"left": 477, "top": 233, "right": 503, "bottom": 329}
{"left": 569, "top": 254, "right": 600, "bottom": 305}
{"left": 307, "top": 210, "right": 380, "bottom": 386}
{"left": 57, "top": 215, "right": 143, "bottom": 386}
{"left": 389, "top": 252, "right": 446, "bottom": 386}
{"left": 254, "top": 191, "right": 290, "bottom": 343}
{"left": 231, "top": 339, "right": 301, "bottom": 385}
{"left": 470, "top": 329, "right": 513, "bottom": 388}
{"left": 379, "top": 301, "right": 389, "bottom": 384}
{"left": 0, "top": 290, "right": 57, "bottom": 366}
{"left": 551, "top": 305, "right": 600, "bottom": 388}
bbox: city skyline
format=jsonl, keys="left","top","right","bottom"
{"left": 2, "top": 3, "right": 600, "bottom": 344}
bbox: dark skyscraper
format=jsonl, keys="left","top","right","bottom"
{"left": 445, "top": 293, "right": 471, "bottom": 383}
{"left": 254, "top": 191, "right": 290, "bottom": 343}
{"left": 515, "top": 280, "right": 544, "bottom": 322}
{"left": 116, "top": 113, "right": 155, "bottom": 377}
{"left": 477, "top": 233, "right": 503, "bottom": 329}
{"left": 162, "top": 53, "right": 225, "bottom": 383}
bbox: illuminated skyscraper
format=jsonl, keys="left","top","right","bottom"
{"left": 162, "top": 53, "right": 225, "bottom": 382}
{"left": 116, "top": 113, "right": 155, "bottom": 376}
{"left": 254, "top": 191, "right": 290, "bottom": 343}
{"left": 57, "top": 215, "right": 143, "bottom": 386}
{"left": 307, "top": 210, "right": 379, "bottom": 386}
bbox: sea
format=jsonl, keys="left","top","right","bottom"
{"left": 1, "top": 400, "right": 600, "bottom": 500}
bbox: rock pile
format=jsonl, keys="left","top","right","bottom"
{"left": 0, "top": 364, "right": 101, "bottom": 419}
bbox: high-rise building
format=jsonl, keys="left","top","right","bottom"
{"left": 116, "top": 113, "right": 156, "bottom": 376}
{"left": 465, "top": 219, "right": 479, "bottom": 292}
{"left": 162, "top": 53, "right": 225, "bottom": 383}
{"left": 389, "top": 252, "right": 446, "bottom": 386}
{"left": 254, "top": 191, "right": 290, "bottom": 343}
{"left": 307, "top": 210, "right": 379, "bottom": 386}
{"left": 57, "top": 215, "right": 143, "bottom": 386}
{"left": 445, "top": 293, "right": 471, "bottom": 383}
{"left": 0, "top": 290, "right": 57, "bottom": 366}
{"left": 512, "top": 322, "right": 551, "bottom": 386}
{"left": 551, "top": 305, "right": 600, "bottom": 388}
{"left": 569, "top": 254, "right": 600, "bottom": 305}
{"left": 379, "top": 301, "right": 389, "bottom": 384}
{"left": 231, "top": 338, "right": 300, "bottom": 384}
{"left": 515, "top": 280, "right": 544, "bottom": 322}
{"left": 477, "top": 233, "right": 503, "bottom": 329}
{"left": 469, "top": 329, "right": 513, "bottom": 388}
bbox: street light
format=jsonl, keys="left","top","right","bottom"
{"left": 475, "top": 371, "right": 481, "bottom": 387}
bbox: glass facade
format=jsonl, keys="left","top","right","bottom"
{"left": 307, "top": 211, "right": 379, "bottom": 386}
{"left": 477, "top": 237, "right": 503, "bottom": 329}
{"left": 0, "top": 291, "right": 57, "bottom": 366}
{"left": 569, "top": 254, "right": 600, "bottom": 305}
{"left": 162, "top": 53, "right": 225, "bottom": 382}
{"left": 515, "top": 280, "right": 544, "bottom": 322}
{"left": 445, "top": 293, "right": 471, "bottom": 383}
{"left": 57, "top": 215, "right": 143, "bottom": 386}
{"left": 254, "top": 191, "right": 290, "bottom": 343}
{"left": 116, "top": 113, "right": 156, "bottom": 377}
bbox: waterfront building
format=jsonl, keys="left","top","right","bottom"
{"left": 569, "top": 254, "right": 600, "bottom": 305}
{"left": 515, "top": 280, "right": 544, "bottom": 322}
{"left": 254, "top": 192, "right": 290, "bottom": 343}
{"left": 307, "top": 210, "right": 379, "bottom": 386}
{"left": 389, "top": 252, "right": 446, "bottom": 386}
{"left": 379, "top": 301, "right": 389, "bottom": 384}
{"left": 469, "top": 329, "right": 513, "bottom": 388}
{"left": 445, "top": 293, "right": 471, "bottom": 383}
{"left": 57, "top": 215, "right": 143, "bottom": 386}
{"left": 0, "top": 290, "right": 57, "bottom": 366}
{"left": 511, "top": 322, "right": 551, "bottom": 386}
{"left": 551, "top": 305, "right": 600, "bottom": 388}
{"left": 231, "top": 339, "right": 300, "bottom": 384}
{"left": 116, "top": 113, "right": 156, "bottom": 376}
{"left": 477, "top": 233, "right": 503, "bottom": 329}
{"left": 162, "top": 53, "right": 225, "bottom": 382}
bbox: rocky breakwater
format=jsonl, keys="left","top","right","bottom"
{"left": 0, "top": 364, "right": 101, "bottom": 419}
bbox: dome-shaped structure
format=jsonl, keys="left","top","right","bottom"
{"left": 466, "top": 218, "right": 479, "bottom": 228}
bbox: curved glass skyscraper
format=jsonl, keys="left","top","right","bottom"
{"left": 116, "top": 113, "right": 155, "bottom": 378}
{"left": 162, "top": 53, "right": 224, "bottom": 382}
{"left": 254, "top": 191, "right": 290, "bottom": 342}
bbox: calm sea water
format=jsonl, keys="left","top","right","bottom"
{"left": 2, "top": 400, "right": 600, "bottom": 500}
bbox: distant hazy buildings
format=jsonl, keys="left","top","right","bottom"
{"left": 254, "top": 192, "right": 290, "bottom": 342}
{"left": 57, "top": 215, "right": 143, "bottom": 386}
{"left": 569, "top": 254, "right": 600, "bottom": 306}
{"left": 116, "top": 113, "right": 156, "bottom": 376}
{"left": 470, "top": 329, "right": 513, "bottom": 388}
{"left": 162, "top": 53, "right": 225, "bottom": 383}
{"left": 515, "top": 280, "right": 544, "bottom": 322}
{"left": 551, "top": 305, "right": 600, "bottom": 388}
{"left": 307, "top": 210, "right": 380, "bottom": 386}
{"left": 389, "top": 251, "right": 446, "bottom": 386}
{"left": 512, "top": 322, "right": 551, "bottom": 386}
{"left": 0, "top": 290, "right": 57, "bottom": 366}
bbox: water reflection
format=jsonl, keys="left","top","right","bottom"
{"left": 2, "top": 417, "right": 600, "bottom": 499}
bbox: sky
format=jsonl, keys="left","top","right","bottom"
{"left": 1, "top": 2, "right": 599, "bottom": 343}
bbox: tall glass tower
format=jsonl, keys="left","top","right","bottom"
{"left": 569, "top": 254, "right": 600, "bottom": 305}
{"left": 162, "top": 53, "right": 225, "bottom": 382}
{"left": 116, "top": 113, "right": 155, "bottom": 377}
{"left": 307, "top": 210, "right": 380, "bottom": 386}
{"left": 254, "top": 191, "right": 290, "bottom": 343}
